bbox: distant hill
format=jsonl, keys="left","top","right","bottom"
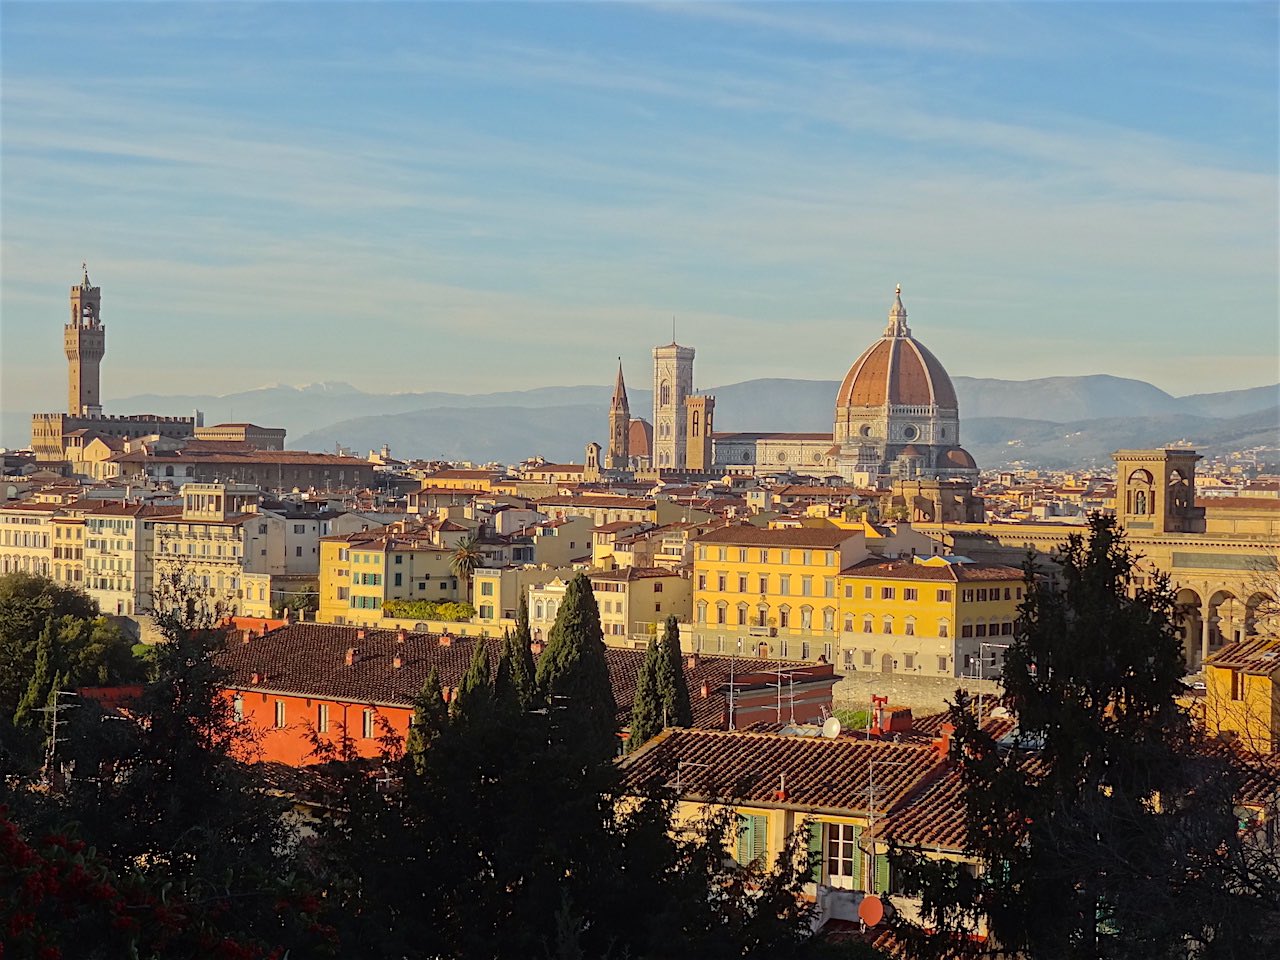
{"left": 5, "top": 375, "right": 1276, "bottom": 469}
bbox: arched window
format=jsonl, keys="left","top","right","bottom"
{"left": 691, "top": 410, "right": 700, "bottom": 436}
{"left": 660, "top": 380, "right": 671, "bottom": 405}
{"left": 823, "top": 607, "right": 836, "bottom": 632}
{"left": 547, "top": 600, "right": 557, "bottom": 619}
{"left": 165, "top": 466, "right": 174, "bottom": 477}
{"left": 534, "top": 600, "right": 545, "bottom": 620}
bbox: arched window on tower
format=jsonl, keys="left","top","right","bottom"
{"left": 660, "top": 380, "right": 671, "bottom": 406}
{"left": 691, "top": 410, "right": 700, "bottom": 436}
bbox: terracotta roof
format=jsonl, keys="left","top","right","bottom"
{"left": 537, "top": 495, "right": 655, "bottom": 510}
{"left": 1198, "top": 497, "right": 1280, "bottom": 511}
{"left": 711, "top": 432, "right": 834, "bottom": 442}
{"left": 115, "top": 449, "right": 370, "bottom": 466}
{"left": 693, "top": 524, "right": 857, "bottom": 548}
{"left": 839, "top": 557, "right": 1024, "bottom": 582}
{"left": 1206, "top": 635, "right": 1280, "bottom": 675}
{"left": 216, "top": 624, "right": 819, "bottom": 730}
{"left": 589, "top": 566, "right": 683, "bottom": 582}
{"left": 618, "top": 727, "right": 945, "bottom": 817}
{"left": 82, "top": 501, "right": 181, "bottom": 519}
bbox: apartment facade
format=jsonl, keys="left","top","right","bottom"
{"left": 317, "top": 531, "right": 461, "bottom": 626}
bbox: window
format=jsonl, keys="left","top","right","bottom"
{"left": 881, "top": 587, "right": 895, "bottom": 600}
{"left": 905, "top": 618, "right": 915, "bottom": 636}
{"left": 801, "top": 576, "right": 812, "bottom": 596}
{"left": 293, "top": 524, "right": 306, "bottom": 534}
{"left": 274, "top": 700, "right": 286, "bottom": 728}
{"left": 938, "top": 656, "right": 948, "bottom": 673}
{"left": 716, "top": 602, "right": 727, "bottom": 624}
{"left": 824, "top": 578, "right": 835, "bottom": 598}
{"left": 362, "top": 709, "right": 376, "bottom": 739}
{"left": 1016, "top": 587, "right": 1023, "bottom": 600}
{"left": 961, "top": 623, "right": 974, "bottom": 638}
{"left": 395, "top": 573, "right": 403, "bottom": 587}
{"left": 718, "top": 574, "right": 727, "bottom": 592}
{"left": 232, "top": 694, "right": 243, "bottom": 722}
{"left": 317, "top": 703, "right": 330, "bottom": 733}
{"left": 295, "top": 546, "right": 303, "bottom": 557}
{"left": 737, "top": 603, "right": 749, "bottom": 626}
{"left": 843, "top": 650, "right": 855, "bottom": 670}
{"left": 976, "top": 623, "right": 988, "bottom": 638}
{"left": 1001, "top": 621, "right": 1014, "bottom": 636}
{"left": 780, "top": 550, "right": 790, "bottom": 565}
{"left": 823, "top": 642, "right": 832, "bottom": 661}
{"left": 962, "top": 589, "right": 974, "bottom": 603}
{"left": 1003, "top": 587, "right": 1012, "bottom": 600}
{"left": 779, "top": 575, "right": 791, "bottom": 596}
{"left": 864, "top": 586, "right": 873, "bottom": 600}
{"left": 480, "top": 580, "right": 493, "bottom": 596}
{"left": 758, "top": 575, "right": 769, "bottom": 594}
{"left": 863, "top": 616, "right": 873, "bottom": 634}
{"left": 801, "top": 641, "right": 811, "bottom": 660}
{"left": 802, "top": 550, "right": 812, "bottom": 566}
{"left": 882, "top": 617, "right": 893, "bottom": 634}
{"left": 779, "top": 606, "right": 790, "bottom": 628}
{"left": 738, "top": 575, "right": 748, "bottom": 593}
{"left": 862, "top": 650, "right": 873, "bottom": 666}
{"left": 978, "top": 588, "right": 989, "bottom": 602}
{"left": 1231, "top": 670, "right": 1245, "bottom": 702}
{"left": 823, "top": 608, "right": 836, "bottom": 632}
{"left": 736, "top": 814, "right": 768, "bottom": 869}
{"left": 738, "top": 548, "right": 748, "bottom": 563}
{"left": 697, "top": 574, "right": 706, "bottom": 591}
{"left": 938, "top": 620, "right": 949, "bottom": 638}
{"left": 845, "top": 585, "right": 853, "bottom": 599}
{"left": 696, "top": 601, "right": 707, "bottom": 624}
{"left": 843, "top": 615, "right": 854, "bottom": 632}
{"left": 800, "top": 607, "right": 813, "bottom": 630}
{"left": 937, "top": 589, "right": 952, "bottom": 603}
{"left": 904, "top": 588, "right": 917, "bottom": 601}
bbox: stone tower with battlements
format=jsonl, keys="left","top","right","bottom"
{"left": 65, "top": 264, "right": 105, "bottom": 416}
{"left": 652, "top": 341, "right": 695, "bottom": 470}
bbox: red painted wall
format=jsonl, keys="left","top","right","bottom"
{"left": 225, "top": 689, "right": 411, "bottom": 766}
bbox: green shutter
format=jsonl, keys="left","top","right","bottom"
{"left": 736, "top": 814, "right": 750, "bottom": 866}
{"left": 851, "top": 824, "right": 864, "bottom": 889}
{"left": 874, "top": 852, "right": 890, "bottom": 895}
{"left": 808, "top": 821, "right": 823, "bottom": 883}
{"left": 753, "top": 814, "right": 768, "bottom": 869}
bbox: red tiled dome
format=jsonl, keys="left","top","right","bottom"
{"left": 835, "top": 289, "right": 958, "bottom": 411}
{"left": 942, "top": 447, "right": 977, "bottom": 469}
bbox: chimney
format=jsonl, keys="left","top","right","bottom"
{"left": 530, "top": 640, "right": 544, "bottom": 655}
{"left": 392, "top": 654, "right": 403, "bottom": 671}
{"left": 283, "top": 606, "right": 292, "bottom": 623}
{"left": 250, "top": 671, "right": 262, "bottom": 685}
{"left": 686, "top": 653, "right": 700, "bottom": 670}
{"left": 438, "top": 634, "right": 453, "bottom": 647}
{"left": 934, "top": 722, "right": 956, "bottom": 759}
{"left": 700, "top": 680, "right": 710, "bottom": 699}
{"left": 356, "top": 627, "right": 366, "bottom": 641}
{"left": 241, "top": 631, "right": 251, "bottom": 645}
{"left": 870, "top": 694, "right": 889, "bottom": 735}
{"left": 345, "top": 647, "right": 357, "bottom": 667}
{"left": 396, "top": 627, "right": 407, "bottom": 644}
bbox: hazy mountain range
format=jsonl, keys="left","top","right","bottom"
{"left": 4, "top": 376, "right": 1275, "bottom": 470}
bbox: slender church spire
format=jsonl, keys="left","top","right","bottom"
{"left": 606, "top": 358, "right": 631, "bottom": 470}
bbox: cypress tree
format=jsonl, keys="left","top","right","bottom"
{"left": 453, "top": 641, "right": 492, "bottom": 723}
{"left": 406, "top": 668, "right": 448, "bottom": 775}
{"left": 535, "top": 573, "right": 617, "bottom": 761}
{"left": 656, "top": 614, "right": 693, "bottom": 728}
{"left": 894, "top": 514, "right": 1280, "bottom": 958}
{"left": 628, "top": 637, "right": 664, "bottom": 752}
{"left": 13, "top": 615, "right": 56, "bottom": 727}
{"left": 511, "top": 594, "right": 539, "bottom": 710}
{"left": 495, "top": 631, "right": 518, "bottom": 711}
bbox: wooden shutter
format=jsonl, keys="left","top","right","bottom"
{"left": 874, "top": 852, "right": 890, "bottom": 894}
{"left": 751, "top": 815, "right": 768, "bottom": 868}
{"left": 808, "top": 821, "right": 823, "bottom": 882}
{"left": 736, "top": 814, "right": 750, "bottom": 866}
{"left": 850, "top": 824, "right": 864, "bottom": 889}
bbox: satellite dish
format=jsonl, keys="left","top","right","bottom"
{"left": 858, "top": 894, "right": 885, "bottom": 927}
{"left": 822, "top": 716, "right": 842, "bottom": 739}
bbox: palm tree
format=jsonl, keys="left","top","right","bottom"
{"left": 450, "top": 534, "right": 484, "bottom": 602}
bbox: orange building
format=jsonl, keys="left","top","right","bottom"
{"left": 215, "top": 622, "right": 840, "bottom": 765}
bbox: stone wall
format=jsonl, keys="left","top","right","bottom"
{"left": 833, "top": 670, "right": 1002, "bottom": 715}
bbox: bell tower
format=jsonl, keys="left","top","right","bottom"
{"left": 65, "top": 264, "right": 105, "bottom": 416}
{"left": 606, "top": 359, "right": 631, "bottom": 470}
{"left": 684, "top": 394, "right": 715, "bottom": 473}
{"left": 1113, "top": 449, "right": 1205, "bottom": 535}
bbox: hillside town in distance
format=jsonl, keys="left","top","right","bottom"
{"left": 3, "top": 269, "right": 1278, "bottom": 957}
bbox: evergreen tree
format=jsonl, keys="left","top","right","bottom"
{"left": 628, "top": 637, "right": 664, "bottom": 752}
{"left": 510, "top": 594, "right": 539, "bottom": 709}
{"left": 405, "top": 667, "right": 448, "bottom": 775}
{"left": 657, "top": 613, "right": 693, "bottom": 728}
{"left": 893, "top": 515, "right": 1280, "bottom": 959}
{"left": 495, "top": 630, "right": 517, "bottom": 707}
{"left": 452, "top": 640, "right": 493, "bottom": 723}
{"left": 535, "top": 573, "right": 618, "bottom": 761}
{"left": 13, "top": 616, "right": 56, "bottom": 727}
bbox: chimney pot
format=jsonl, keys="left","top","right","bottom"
{"left": 687, "top": 653, "right": 700, "bottom": 669}
{"left": 438, "top": 634, "right": 453, "bottom": 647}
{"left": 396, "top": 627, "right": 407, "bottom": 644}
{"left": 345, "top": 647, "right": 357, "bottom": 667}
{"left": 356, "top": 627, "right": 366, "bottom": 641}
{"left": 250, "top": 671, "right": 262, "bottom": 685}
{"left": 392, "top": 654, "right": 403, "bottom": 670}
{"left": 700, "top": 680, "right": 710, "bottom": 699}
{"left": 530, "top": 640, "right": 543, "bottom": 655}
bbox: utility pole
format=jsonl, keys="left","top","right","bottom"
{"left": 37, "top": 690, "right": 80, "bottom": 790}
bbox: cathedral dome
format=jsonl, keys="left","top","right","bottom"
{"left": 942, "top": 447, "right": 977, "bottom": 470}
{"left": 834, "top": 288, "right": 958, "bottom": 411}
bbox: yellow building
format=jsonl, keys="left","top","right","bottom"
{"left": 318, "top": 530, "right": 461, "bottom": 627}
{"left": 1204, "top": 636, "right": 1280, "bottom": 753}
{"left": 690, "top": 526, "right": 866, "bottom": 662}
{"left": 836, "top": 555, "right": 1023, "bottom": 679}
{"left": 50, "top": 512, "right": 86, "bottom": 588}
{"left": 0, "top": 501, "right": 59, "bottom": 577}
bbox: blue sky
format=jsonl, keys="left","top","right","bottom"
{"left": 2, "top": 1, "right": 1277, "bottom": 416}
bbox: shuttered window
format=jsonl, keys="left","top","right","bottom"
{"left": 736, "top": 813, "right": 768, "bottom": 869}
{"left": 823, "top": 822, "right": 862, "bottom": 890}
{"left": 872, "top": 852, "right": 891, "bottom": 894}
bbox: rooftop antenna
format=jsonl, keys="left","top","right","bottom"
{"left": 672, "top": 314, "right": 676, "bottom": 344}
